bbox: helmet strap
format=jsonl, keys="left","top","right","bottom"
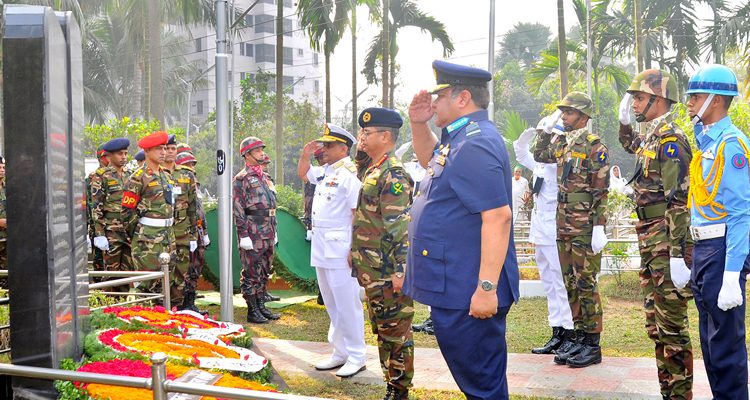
{"left": 691, "top": 93, "right": 715, "bottom": 125}
{"left": 635, "top": 95, "right": 656, "bottom": 123}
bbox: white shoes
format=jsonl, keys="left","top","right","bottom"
{"left": 314, "top": 357, "right": 346, "bottom": 371}
{"left": 335, "top": 361, "right": 366, "bottom": 378}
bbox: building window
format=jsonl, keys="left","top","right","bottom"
{"left": 283, "top": 18, "right": 292, "bottom": 36}
{"left": 284, "top": 76, "right": 295, "bottom": 94}
{"left": 239, "top": 42, "right": 244, "bottom": 56}
{"left": 196, "top": 100, "right": 204, "bottom": 115}
{"left": 256, "top": 43, "right": 275, "bottom": 63}
{"left": 240, "top": 42, "right": 253, "bottom": 57}
{"left": 240, "top": 72, "right": 246, "bottom": 81}
{"left": 297, "top": 48, "right": 303, "bottom": 57}
{"left": 314, "top": 80, "right": 320, "bottom": 93}
{"left": 284, "top": 0, "right": 292, "bottom": 7}
{"left": 255, "top": 14, "right": 275, "bottom": 34}
{"left": 283, "top": 47, "right": 293, "bottom": 65}
{"left": 195, "top": 38, "right": 202, "bottom": 52}
{"left": 228, "top": 70, "right": 232, "bottom": 81}
{"left": 244, "top": 14, "right": 253, "bottom": 26}
{"left": 313, "top": 52, "right": 319, "bottom": 67}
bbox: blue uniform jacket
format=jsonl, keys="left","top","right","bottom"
{"left": 404, "top": 110, "right": 520, "bottom": 309}
{"left": 692, "top": 116, "right": 750, "bottom": 272}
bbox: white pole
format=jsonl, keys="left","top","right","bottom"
{"left": 215, "top": 0, "right": 233, "bottom": 322}
{"left": 185, "top": 86, "right": 191, "bottom": 145}
{"left": 487, "top": 0, "right": 496, "bottom": 121}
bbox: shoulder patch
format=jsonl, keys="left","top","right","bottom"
{"left": 596, "top": 151, "right": 608, "bottom": 164}
{"left": 732, "top": 153, "right": 748, "bottom": 169}
{"left": 660, "top": 136, "right": 678, "bottom": 145}
{"left": 663, "top": 143, "right": 679, "bottom": 158}
{"left": 390, "top": 182, "right": 405, "bottom": 196}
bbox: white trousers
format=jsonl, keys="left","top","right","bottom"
{"left": 537, "top": 244, "right": 574, "bottom": 329}
{"left": 315, "top": 267, "right": 367, "bottom": 365}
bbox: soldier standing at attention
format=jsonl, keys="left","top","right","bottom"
{"left": 686, "top": 64, "right": 750, "bottom": 399}
{"left": 618, "top": 69, "right": 694, "bottom": 399}
{"left": 87, "top": 144, "right": 109, "bottom": 273}
{"left": 134, "top": 150, "right": 145, "bottom": 168}
{"left": 169, "top": 143, "right": 198, "bottom": 311}
{"left": 121, "top": 131, "right": 182, "bottom": 306}
{"left": 163, "top": 134, "right": 178, "bottom": 172}
{"left": 533, "top": 91, "right": 610, "bottom": 368}
{"left": 353, "top": 107, "right": 414, "bottom": 400}
{"left": 233, "top": 136, "right": 279, "bottom": 324}
{"left": 91, "top": 138, "right": 133, "bottom": 291}
{"left": 406, "top": 61, "right": 518, "bottom": 400}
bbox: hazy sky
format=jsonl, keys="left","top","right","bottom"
{"left": 324, "top": 0, "right": 717, "bottom": 120}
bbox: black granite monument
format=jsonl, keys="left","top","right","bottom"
{"left": 2, "top": 5, "right": 88, "bottom": 398}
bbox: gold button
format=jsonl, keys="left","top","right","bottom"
{"left": 422, "top": 249, "right": 428, "bottom": 256}
{"left": 416, "top": 191, "right": 421, "bottom": 197}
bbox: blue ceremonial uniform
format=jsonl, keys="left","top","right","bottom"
{"left": 405, "top": 109, "right": 520, "bottom": 400}
{"left": 690, "top": 116, "right": 750, "bottom": 400}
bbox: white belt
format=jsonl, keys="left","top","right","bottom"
{"left": 690, "top": 223, "right": 725, "bottom": 241}
{"left": 139, "top": 217, "right": 174, "bottom": 228}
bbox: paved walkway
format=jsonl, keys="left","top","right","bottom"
{"left": 254, "top": 338, "right": 744, "bottom": 399}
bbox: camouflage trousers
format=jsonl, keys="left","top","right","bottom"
{"left": 362, "top": 279, "right": 414, "bottom": 390}
{"left": 558, "top": 235, "right": 603, "bottom": 333}
{"left": 102, "top": 230, "right": 133, "bottom": 292}
{"left": 240, "top": 239, "right": 273, "bottom": 300}
{"left": 132, "top": 224, "right": 183, "bottom": 307}
{"left": 637, "top": 227, "right": 693, "bottom": 400}
{"left": 173, "top": 219, "right": 192, "bottom": 279}
{"left": 185, "top": 243, "right": 206, "bottom": 295}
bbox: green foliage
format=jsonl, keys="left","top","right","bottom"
{"left": 88, "top": 291, "right": 122, "bottom": 309}
{"left": 272, "top": 256, "right": 318, "bottom": 294}
{"left": 493, "top": 61, "right": 548, "bottom": 125}
{"left": 83, "top": 117, "right": 162, "bottom": 156}
{"left": 670, "top": 102, "right": 750, "bottom": 152}
{"left": 496, "top": 22, "right": 551, "bottom": 70}
{"left": 275, "top": 185, "right": 304, "bottom": 219}
{"left": 497, "top": 110, "right": 529, "bottom": 169}
{"left": 230, "top": 332, "right": 254, "bottom": 350}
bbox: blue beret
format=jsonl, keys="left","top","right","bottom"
{"left": 102, "top": 137, "right": 130, "bottom": 152}
{"left": 167, "top": 134, "right": 177, "bottom": 145}
{"left": 430, "top": 60, "right": 492, "bottom": 93}
{"left": 134, "top": 150, "right": 145, "bottom": 161}
{"left": 358, "top": 107, "right": 403, "bottom": 129}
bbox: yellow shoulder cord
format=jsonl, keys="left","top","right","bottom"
{"left": 688, "top": 141, "right": 728, "bottom": 221}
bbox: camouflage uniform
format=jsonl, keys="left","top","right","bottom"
{"left": 302, "top": 182, "right": 316, "bottom": 230}
{"left": 171, "top": 165, "right": 197, "bottom": 282}
{"left": 86, "top": 166, "right": 106, "bottom": 273}
{"left": 352, "top": 152, "right": 414, "bottom": 392}
{"left": 232, "top": 164, "right": 277, "bottom": 300}
{"left": 534, "top": 93, "right": 610, "bottom": 336}
{"left": 122, "top": 165, "right": 182, "bottom": 305}
{"left": 186, "top": 179, "right": 208, "bottom": 295}
{"left": 620, "top": 70, "right": 693, "bottom": 399}
{"left": 91, "top": 165, "right": 133, "bottom": 289}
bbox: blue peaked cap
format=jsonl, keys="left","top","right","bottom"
{"left": 430, "top": 60, "right": 492, "bottom": 94}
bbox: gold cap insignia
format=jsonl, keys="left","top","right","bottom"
{"left": 363, "top": 112, "right": 371, "bottom": 123}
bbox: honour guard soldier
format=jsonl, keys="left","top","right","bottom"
{"left": 533, "top": 91, "right": 610, "bottom": 368}
{"left": 87, "top": 144, "right": 109, "bottom": 273}
{"left": 0, "top": 156, "right": 6, "bottom": 287}
{"left": 169, "top": 143, "right": 198, "bottom": 311}
{"left": 91, "top": 138, "right": 134, "bottom": 290}
{"left": 122, "top": 131, "right": 183, "bottom": 306}
{"left": 233, "top": 136, "right": 279, "bottom": 323}
{"left": 297, "top": 123, "right": 367, "bottom": 378}
{"left": 163, "top": 134, "right": 178, "bottom": 172}
{"left": 134, "top": 150, "right": 146, "bottom": 168}
{"left": 406, "top": 61, "right": 519, "bottom": 400}
{"left": 619, "top": 69, "right": 694, "bottom": 399}
{"left": 686, "top": 64, "right": 750, "bottom": 399}
{"left": 353, "top": 107, "right": 414, "bottom": 399}
{"left": 514, "top": 121, "right": 574, "bottom": 354}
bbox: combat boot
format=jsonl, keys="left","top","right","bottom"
{"left": 532, "top": 326, "right": 565, "bottom": 354}
{"left": 382, "top": 384, "right": 409, "bottom": 400}
{"left": 178, "top": 292, "right": 203, "bottom": 314}
{"left": 265, "top": 292, "right": 281, "bottom": 302}
{"left": 246, "top": 297, "right": 269, "bottom": 324}
{"left": 412, "top": 317, "right": 434, "bottom": 334}
{"left": 553, "top": 330, "right": 585, "bottom": 365}
{"left": 257, "top": 294, "right": 280, "bottom": 320}
{"left": 566, "top": 333, "right": 602, "bottom": 368}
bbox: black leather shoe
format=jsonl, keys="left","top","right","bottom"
{"left": 554, "top": 330, "right": 584, "bottom": 365}
{"left": 317, "top": 292, "right": 325, "bottom": 305}
{"left": 532, "top": 327, "right": 565, "bottom": 354}
{"left": 246, "top": 297, "right": 269, "bottom": 324}
{"left": 382, "top": 385, "right": 395, "bottom": 400}
{"left": 257, "top": 295, "right": 281, "bottom": 320}
{"left": 386, "top": 385, "right": 409, "bottom": 400}
{"left": 567, "top": 333, "right": 602, "bottom": 368}
{"left": 412, "top": 317, "right": 433, "bottom": 333}
{"left": 178, "top": 292, "right": 204, "bottom": 314}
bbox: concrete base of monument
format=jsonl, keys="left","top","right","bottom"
{"left": 519, "top": 280, "right": 545, "bottom": 298}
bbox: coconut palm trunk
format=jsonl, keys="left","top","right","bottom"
{"left": 557, "top": 0, "right": 568, "bottom": 97}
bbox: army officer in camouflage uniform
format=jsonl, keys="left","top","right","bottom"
{"left": 122, "top": 131, "right": 182, "bottom": 306}
{"left": 352, "top": 107, "right": 414, "bottom": 400}
{"left": 169, "top": 143, "right": 198, "bottom": 311}
{"left": 618, "top": 69, "right": 694, "bottom": 400}
{"left": 534, "top": 92, "right": 610, "bottom": 368}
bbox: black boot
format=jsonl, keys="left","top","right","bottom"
{"left": 246, "top": 297, "right": 269, "bottom": 324}
{"left": 412, "top": 317, "right": 433, "bottom": 333}
{"left": 257, "top": 294, "right": 280, "bottom": 320}
{"left": 566, "top": 333, "right": 602, "bottom": 368}
{"left": 553, "top": 330, "right": 585, "bottom": 365}
{"left": 532, "top": 327, "right": 565, "bottom": 354}
{"left": 385, "top": 385, "right": 408, "bottom": 400}
{"left": 317, "top": 292, "right": 325, "bottom": 305}
{"left": 179, "top": 292, "right": 202, "bottom": 314}
{"left": 265, "top": 292, "right": 280, "bottom": 302}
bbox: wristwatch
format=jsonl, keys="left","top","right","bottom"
{"left": 478, "top": 279, "right": 497, "bottom": 291}
{"left": 394, "top": 272, "right": 404, "bottom": 279}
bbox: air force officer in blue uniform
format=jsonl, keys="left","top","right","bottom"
{"left": 404, "top": 60, "right": 520, "bottom": 400}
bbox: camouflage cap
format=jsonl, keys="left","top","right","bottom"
{"left": 626, "top": 69, "right": 678, "bottom": 103}
{"left": 239, "top": 136, "right": 265, "bottom": 156}
{"left": 557, "top": 91, "right": 594, "bottom": 117}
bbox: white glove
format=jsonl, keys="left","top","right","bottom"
{"left": 239, "top": 237, "right": 254, "bottom": 250}
{"left": 538, "top": 110, "right": 562, "bottom": 134}
{"left": 275, "top": 232, "right": 279, "bottom": 245}
{"left": 93, "top": 236, "right": 109, "bottom": 251}
{"left": 669, "top": 257, "right": 691, "bottom": 290}
{"left": 515, "top": 128, "right": 536, "bottom": 148}
{"left": 86, "top": 236, "right": 92, "bottom": 251}
{"left": 202, "top": 234, "right": 210, "bottom": 247}
{"left": 189, "top": 241, "right": 198, "bottom": 253}
{"left": 591, "top": 225, "right": 608, "bottom": 254}
{"left": 394, "top": 142, "right": 411, "bottom": 161}
{"left": 618, "top": 93, "right": 632, "bottom": 125}
{"left": 718, "top": 271, "right": 743, "bottom": 311}
{"left": 305, "top": 230, "right": 312, "bottom": 241}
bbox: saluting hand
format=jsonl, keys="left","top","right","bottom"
{"left": 303, "top": 141, "right": 322, "bottom": 156}
{"left": 408, "top": 90, "right": 435, "bottom": 124}
{"left": 469, "top": 288, "right": 498, "bottom": 319}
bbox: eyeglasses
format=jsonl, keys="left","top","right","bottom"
{"left": 359, "top": 128, "right": 388, "bottom": 137}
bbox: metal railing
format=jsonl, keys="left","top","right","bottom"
{"left": 0, "top": 352, "right": 329, "bottom": 400}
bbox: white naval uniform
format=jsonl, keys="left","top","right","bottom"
{"left": 512, "top": 175, "right": 530, "bottom": 222}
{"left": 514, "top": 135, "right": 574, "bottom": 329}
{"left": 306, "top": 157, "right": 367, "bottom": 365}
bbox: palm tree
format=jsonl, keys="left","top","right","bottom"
{"left": 496, "top": 22, "right": 552, "bottom": 71}
{"left": 297, "top": 0, "right": 353, "bottom": 121}
{"left": 361, "top": 0, "right": 454, "bottom": 107}
{"left": 556, "top": 0, "right": 568, "bottom": 97}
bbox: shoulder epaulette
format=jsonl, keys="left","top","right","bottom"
{"left": 586, "top": 134, "right": 600, "bottom": 144}
{"left": 234, "top": 169, "right": 248, "bottom": 180}
{"left": 465, "top": 122, "right": 482, "bottom": 137}
{"left": 344, "top": 160, "right": 357, "bottom": 174}
{"left": 95, "top": 167, "right": 106, "bottom": 175}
